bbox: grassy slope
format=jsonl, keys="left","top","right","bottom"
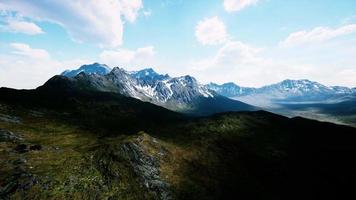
{"left": 1, "top": 88, "right": 356, "bottom": 199}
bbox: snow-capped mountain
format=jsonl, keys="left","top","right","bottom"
{"left": 59, "top": 64, "right": 255, "bottom": 115}
{"left": 207, "top": 79, "right": 356, "bottom": 103}
{"left": 61, "top": 63, "right": 111, "bottom": 77}
{"left": 73, "top": 67, "right": 215, "bottom": 105}
{"left": 130, "top": 68, "right": 170, "bottom": 82}
{"left": 206, "top": 82, "right": 256, "bottom": 97}
{"left": 207, "top": 79, "right": 356, "bottom": 125}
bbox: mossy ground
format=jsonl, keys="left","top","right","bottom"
{"left": 0, "top": 103, "right": 207, "bottom": 200}
{"left": 1, "top": 102, "right": 356, "bottom": 200}
{"left": 0, "top": 105, "right": 163, "bottom": 199}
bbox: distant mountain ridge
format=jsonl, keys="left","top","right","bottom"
{"left": 61, "top": 63, "right": 111, "bottom": 77}
{"left": 206, "top": 82, "right": 255, "bottom": 97}
{"left": 207, "top": 80, "right": 356, "bottom": 126}
{"left": 57, "top": 63, "right": 256, "bottom": 115}
{"left": 207, "top": 79, "right": 356, "bottom": 102}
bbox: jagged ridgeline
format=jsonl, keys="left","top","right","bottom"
{"left": 59, "top": 63, "right": 257, "bottom": 116}
{"left": 1, "top": 63, "right": 356, "bottom": 199}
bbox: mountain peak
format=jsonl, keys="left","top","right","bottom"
{"left": 181, "top": 75, "right": 196, "bottom": 81}
{"left": 276, "top": 79, "right": 326, "bottom": 91}
{"left": 133, "top": 68, "right": 158, "bottom": 76}
{"left": 61, "top": 63, "right": 111, "bottom": 77}
{"left": 281, "top": 79, "right": 313, "bottom": 84}
{"left": 141, "top": 68, "right": 155, "bottom": 73}
{"left": 111, "top": 67, "right": 126, "bottom": 74}
{"left": 131, "top": 68, "right": 170, "bottom": 82}
{"left": 222, "top": 82, "right": 239, "bottom": 87}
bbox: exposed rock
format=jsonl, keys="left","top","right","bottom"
{"left": 29, "top": 110, "right": 44, "bottom": 117}
{"left": 0, "top": 129, "right": 23, "bottom": 142}
{"left": 59, "top": 66, "right": 217, "bottom": 111}
{"left": 0, "top": 114, "right": 21, "bottom": 124}
{"left": 120, "top": 136, "right": 172, "bottom": 200}
{"left": 0, "top": 167, "right": 37, "bottom": 198}
{"left": 0, "top": 149, "right": 49, "bottom": 199}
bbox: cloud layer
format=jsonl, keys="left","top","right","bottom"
{"left": 0, "top": 43, "right": 90, "bottom": 89}
{"left": 190, "top": 37, "right": 356, "bottom": 87}
{"left": 0, "top": 0, "right": 143, "bottom": 47}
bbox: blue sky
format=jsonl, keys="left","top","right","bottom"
{"left": 1, "top": 0, "right": 356, "bottom": 88}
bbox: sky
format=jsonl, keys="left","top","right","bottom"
{"left": 1, "top": 0, "right": 356, "bottom": 89}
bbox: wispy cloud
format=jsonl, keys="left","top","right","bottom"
{"left": 223, "top": 0, "right": 259, "bottom": 12}
{"left": 0, "top": 11, "right": 44, "bottom": 35}
{"left": 10, "top": 43, "right": 49, "bottom": 59}
{"left": 2, "top": 20, "right": 44, "bottom": 35}
{"left": 280, "top": 24, "right": 356, "bottom": 47}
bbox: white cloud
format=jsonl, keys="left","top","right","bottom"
{"left": 0, "top": 10, "right": 44, "bottom": 35}
{"left": 213, "top": 41, "right": 262, "bottom": 65}
{"left": 195, "top": 16, "right": 228, "bottom": 45}
{"left": 10, "top": 43, "right": 49, "bottom": 59}
{"left": 281, "top": 24, "right": 356, "bottom": 47}
{"left": 0, "top": 0, "right": 143, "bottom": 47}
{"left": 100, "top": 46, "right": 156, "bottom": 70}
{"left": 190, "top": 38, "right": 356, "bottom": 87}
{"left": 190, "top": 40, "right": 273, "bottom": 86}
{"left": 0, "top": 43, "right": 91, "bottom": 89}
{"left": 119, "top": 0, "right": 143, "bottom": 22}
{"left": 223, "top": 0, "right": 259, "bottom": 12}
{"left": 192, "top": 41, "right": 262, "bottom": 70}
{"left": 4, "top": 20, "right": 44, "bottom": 35}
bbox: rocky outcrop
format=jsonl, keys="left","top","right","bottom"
{"left": 0, "top": 129, "right": 23, "bottom": 142}
{"left": 120, "top": 138, "right": 171, "bottom": 200}
{"left": 94, "top": 133, "right": 172, "bottom": 200}
{"left": 0, "top": 168, "right": 37, "bottom": 198}
{"left": 0, "top": 114, "right": 21, "bottom": 124}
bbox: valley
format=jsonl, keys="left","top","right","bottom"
{"left": 207, "top": 80, "right": 356, "bottom": 126}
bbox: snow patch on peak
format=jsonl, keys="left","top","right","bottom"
{"left": 62, "top": 64, "right": 217, "bottom": 106}
{"left": 61, "top": 63, "right": 111, "bottom": 77}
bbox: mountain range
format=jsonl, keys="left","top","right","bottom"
{"left": 1, "top": 63, "right": 356, "bottom": 199}
{"left": 58, "top": 63, "right": 256, "bottom": 115}
{"left": 60, "top": 63, "right": 356, "bottom": 125}
{"left": 207, "top": 80, "right": 355, "bottom": 101}
{"left": 207, "top": 80, "right": 356, "bottom": 125}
